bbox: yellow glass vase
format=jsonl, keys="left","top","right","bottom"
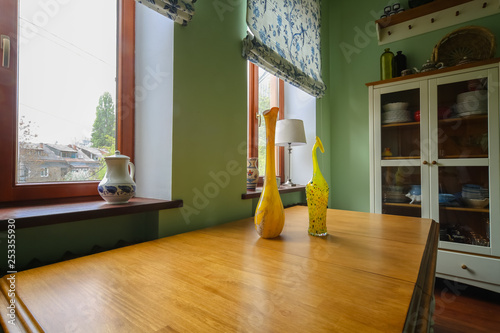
{"left": 254, "top": 107, "right": 285, "bottom": 238}
{"left": 306, "top": 136, "right": 329, "bottom": 236}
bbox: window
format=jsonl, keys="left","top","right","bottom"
{"left": 0, "top": 0, "right": 135, "bottom": 203}
{"left": 248, "top": 63, "right": 317, "bottom": 188}
{"left": 248, "top": 62, "right": 284, "bottom": 185}
{"left": 40, "top": 168, "right": 48, "bottom": 178}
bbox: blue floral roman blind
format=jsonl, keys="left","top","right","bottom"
{"left": 135, "top": 0, "right": 196, "bottom": 26}
{"left": 243, "top": 0, "right": 326, "bottom": 98}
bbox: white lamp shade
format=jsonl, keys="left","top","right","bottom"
{"left": 275, "top": 119, "right": 307, "bottom": 146}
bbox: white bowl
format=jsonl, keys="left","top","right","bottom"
{"left": 456, "top": 100, "right": 487, "bottom": 114}
{"left": 382, "top": 110, "right": 410, "bottom": 119}
{"left": 464, "top": 198, "right": 489, "bottom": 209}
{"left": 383, "top": 102, "right": 409, "bottom": 112}
{"left": 457, "top": 90, "right": 487, "bottom": 103}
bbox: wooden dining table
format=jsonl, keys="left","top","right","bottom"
{"left": 0, "top": 206, "right": 438, "bottom": 333}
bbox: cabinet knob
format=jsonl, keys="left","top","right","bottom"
{"left": 432, "top": 161, "right": 437, "bottom": 165}
{"left": 461, "top": 264, "right": 468, "bottom": 270}
{"left": 422, "top": 160, "right": 428, "bottom": 165}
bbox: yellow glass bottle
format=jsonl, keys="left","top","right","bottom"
{"left": 380, "top": 48, "right": 394, "bottom": 80}
{"left": 254, "top": 107, "right": 285, "bottom": 238}
{"left": 306, "top": 136, "right": 329, "bottom": 236}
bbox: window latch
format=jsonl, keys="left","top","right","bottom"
{"left": 1, "top": 35, "right": 10, "bottom": 68}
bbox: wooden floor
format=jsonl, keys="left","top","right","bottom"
{"left": 433, "top": 278, "right": 500, "bottom": 333}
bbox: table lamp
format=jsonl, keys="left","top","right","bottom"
{"left": 275, "top": 119, "right": 306, "bottom": 187}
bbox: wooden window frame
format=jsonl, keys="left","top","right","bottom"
{"left": 248, "top": 62, "right": 285, "bottom": 186}
{"left": 0, "top": 0, "right": 135, "bottom": 203}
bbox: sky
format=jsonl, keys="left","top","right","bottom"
{"left": 18, "top": 0, "right": 117, "bottom": 145}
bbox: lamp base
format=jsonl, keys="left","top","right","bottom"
{"left": 282, "top": 179, "right": 296, "bottom": 187}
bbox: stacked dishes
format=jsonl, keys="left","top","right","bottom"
{"left": 456, "top": 90, "right": 487, "bottom": 116}
{"left": 462, "top": 184, "right": 489, "bottom": 209}
{"left": 383, "top": 185, "right": 408, "bottom": 203}
{"left": 382, "top": 102, "right": 412, "bottom": 124}
{"left": 439, "top": 193, "right": 459, "bottom": 207}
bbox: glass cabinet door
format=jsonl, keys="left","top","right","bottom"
{"left": 381, "top": 166, "right": 422, "bottom": 217}
{"left": 437, "top": 166, "right": 490, "bottom": 247}
{"left": 376, "top": 82, "right": 427, "bottom": 218}
{"left": 430, "top": 69, "right": 497, "bottom": 253}
{"left": 380, "top": 88, "right": 421, "bottom": 159}
{"left": 436, "top": 77, "right": 489, "bottom": 160}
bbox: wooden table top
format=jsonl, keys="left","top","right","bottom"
{"left": 0, "top": 206, "right": 438, "bottom": 333}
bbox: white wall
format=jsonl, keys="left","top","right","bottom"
{"left": 284, "top": 83, "right": 317, "bottom": 186}
{"left": 134, "top": 5, "right": 174, "bottom": 200}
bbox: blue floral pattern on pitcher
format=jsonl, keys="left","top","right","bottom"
{"left": 98, "top": 184, "right": 136, "bottom": 202}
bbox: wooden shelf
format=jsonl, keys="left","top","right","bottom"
{"left": 383, "top": 156, "right": 420, "bottom": 160}
{"left": 367, "top": 58, "right": 500, "bottom": 86}
{"left": 376, "top": 0, "right": 472, "bottom": 29}
{"left": 382, "top": 121, "right": 420, "bottom": 128}
{"left": 439, "top": 115, "right": 488, "bottom": 123}
{"left": 384, "top": 202, "right": 421, "bottom": 208}
{"left": 375, "top": 0, "right": 500, "bottom": 45}
{"left": 0, "top": 196, "right": 183, "bottom": 230}
{"left": 441, "top": 206, "right": 489, "bottom": 213}
{"left": 381, "top": 115, "right": 486, "bottom": 129}
{"left": 383, "top": 202, "right": 489, "bottom": 213}
{"left": 441, "top": 154, "right": 488, "bottom": 158}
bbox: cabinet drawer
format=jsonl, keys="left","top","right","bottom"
{"left": 437, "top": 250, "right": 500, "bottom": 286}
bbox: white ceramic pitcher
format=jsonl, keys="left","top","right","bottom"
{"left": 98, "top": 150, "right": 136, "bottom": 204}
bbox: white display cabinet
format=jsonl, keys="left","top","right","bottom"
{"left": 367, "top": 59, "right": 500, "bottom": 292}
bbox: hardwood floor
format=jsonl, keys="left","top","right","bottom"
{"left": 433, "top": 278, "right": 500, "bottom": 333}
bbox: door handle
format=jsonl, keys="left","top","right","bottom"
{"left": 1, "top": 35, "right": 10, "bottom": 68}
{"left": 256, "top": 114, "right": 262, "bottom": 127}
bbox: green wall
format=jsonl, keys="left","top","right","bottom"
{"left": 317, "top": 0, "right": 333, "bottom": 208}
{"left": 158, "top": 0, "right": 251, "bottom": 236}
{"left": 321, "top": 0, "right": 500, "bottom": 212}
{"left": 158, "top": 0, "right": 307, "bottom": 237}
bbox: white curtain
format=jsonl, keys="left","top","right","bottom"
{"left": 135, "top": 0, "right": 196, "bottom": 26}
{"left": 242, "top": 0, "right": 326, "bottom": 98}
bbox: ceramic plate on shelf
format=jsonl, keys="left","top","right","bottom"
{"left": 456, "top": 110, "right": 487, "bottom": 117}
{"left": 383, "top": 102, "right": 409, "bottom": 112}
{"left": 382, "top": 116, "right": 413, "bottom": 124}
{"left": 382, "top": 110, "right": 412, "bottom": 124}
